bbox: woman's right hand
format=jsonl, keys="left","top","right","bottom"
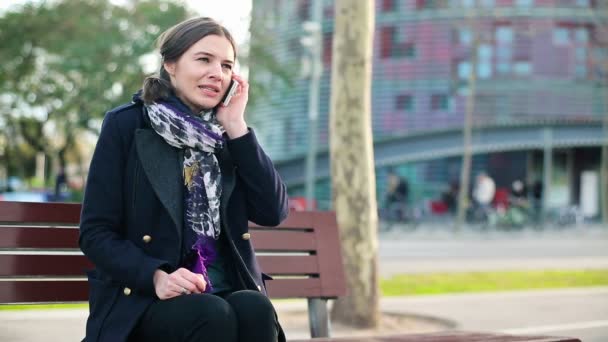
{"left": 153, "top": 268, "right": 207, "bottom": 300}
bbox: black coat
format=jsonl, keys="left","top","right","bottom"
{"left": 79, "top": 95, "right": 289, "bottom": 342}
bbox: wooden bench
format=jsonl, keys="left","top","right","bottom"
{"left": 0, "top": 201, "right": 345, "bottom": 339}
{"left": 0, "top": 201, "right": 581, "bottom": 342}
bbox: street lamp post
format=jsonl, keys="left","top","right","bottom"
{"left": 302, "top": 0, "right": 323, "bottom": 211}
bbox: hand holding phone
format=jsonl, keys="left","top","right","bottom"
{"left": 216, "top": 75, "right": 248, "bottom": 139}
{"left": 221, "top": 80, "right": 239, "bottom": 106}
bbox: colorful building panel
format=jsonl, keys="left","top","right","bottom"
{"left": 250, "top": 0, "right": 607, "bottom": 214}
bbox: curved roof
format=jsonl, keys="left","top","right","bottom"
{"left": 276, "top": 122, "right": 606, "bottom": 186}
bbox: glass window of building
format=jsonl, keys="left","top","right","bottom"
{"left": 381, "top": 0, "right": 396, "bottom": 12}
{"left": 458, "top": 61, "right": 472, "bottom": 80}
{"left": 496, "top": 26, "right": 513, "bottom": 75}
{"left": 478, "top": 63, "right": 492, "bottom": 79}
{"left": 479, "top": 44, "right": 492, "bottom": 60}
{"left": 323, "top": 32, "right": 333, "bottom": 66}
{"left": 416, "top": 0, "right": 428, "bottom": 9}
{"left": 380, "top": 26, "right": 415, "bottom": 59}
{"left": 477, "top": 44, "right": 493, "bottom": 79}
{"left": 515, "top": 0, "right": 534, "bottom": 7}
{"left": 575, "top": 47, "right": 587, "bottom": 78}
{"left": 459, "top": 28, "right": 473, "bottom": 46}
{"left": 416, "top": 0, "right": 450, "bottom": 9}
{"left": 497, "top": 60, "right": 511, "bottom": 74}
{"left": 297, "top": 0, "right": 310, "bottom": 21}
{"left": 575, "top": 0, "right": 590, "bottom": 6}
{"left": 431, "top": 94, "right": 449, "bottom": 111}
{"left": 461, "top": 0, "right": 474, "bottom": 7}
{"left": 380, "top": 26, "right": 395, "bottom": 58}
{"left": 553, "top": 27, "right": 570, "bottom": 45}
{"left": 575, "top": 28, "right": 589, "bottom": 43}
{"left": 592, "top": 47, "right": 607, "bottom": 79}
{"left": 496, "top": 26, "right": 513, "bottom": 43}
{"left": 395, "top": 94, "right": 414, "bottom": 111}
{"left": 480, "top": 0, "right": 495, "bottom": 7}
{"left": 398, "top": 43, "right": 416, "bottom": 58}
{"left": 496, "top": 50, "right": 511, "bottom": 74}
{"left": 576, "top": 46, "right": 587, "bottom": 60}
{"left": 284, "top": 118, "right": 295, "bottom": 151}
{"left": 513, "top": 61, "right": 532, "bottom": 76}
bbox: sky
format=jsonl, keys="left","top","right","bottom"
{"left": 0, "top": 0, "right": 253, "bottom": 45}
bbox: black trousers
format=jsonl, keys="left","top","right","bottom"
{"left": 130, "top": 290, "right": 279, "bottom": 342}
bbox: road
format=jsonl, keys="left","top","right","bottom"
{"left": 378, "top": 225, "right": 608, "bottom": 276}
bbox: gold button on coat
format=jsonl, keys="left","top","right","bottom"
{"left": 123, "top": 287, "right": 132, "bottom": 296}
{"left": 142, "top": 235, "right": 152, "bottom": 243}
{"left": 257, "top": 285, "right": 262, "bottom": 292}
{"left": 241, "top": 233, "right": 251, "bottom": 240}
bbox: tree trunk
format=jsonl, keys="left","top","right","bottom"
{"left": 329, "top": 0, "right": 379, "bottom": 328}
{"left": 456, "top": 32, "right": 479, "bottom": 230}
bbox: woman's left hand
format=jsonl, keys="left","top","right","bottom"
{"left": 216, "top": 73, "right": 249, "bottom": 139}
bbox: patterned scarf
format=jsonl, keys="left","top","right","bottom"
{"left": 145, "top": 101, "right": 225, "bottom": 240}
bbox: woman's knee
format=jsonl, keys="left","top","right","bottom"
{"left": 225, "top": 290, "right": 276, "bottom": 319}
{"left": 181, "top": 294, "right": 237, "bottom": 340}
{"left": 190, "top": 294, "right": 236, "bottom": 324}
{"left": 225, "top": 291, "right": 279, "bottom": 341}
{"left": 133, "top": 294, "right": 238, "bottom": 342}
{"left": 226, "top": 290, "right": 272, "bottom": 306}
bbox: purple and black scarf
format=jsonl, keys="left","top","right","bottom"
{"left": 145, "top": 101, "right": 224, "bottom": 291}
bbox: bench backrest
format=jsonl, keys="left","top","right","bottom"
{"left": 0, "top": 201, "right": 346, "bottom": 304}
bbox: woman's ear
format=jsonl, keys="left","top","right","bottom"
{"left": 163, "top": 61, "right": 176, "bottom": 76}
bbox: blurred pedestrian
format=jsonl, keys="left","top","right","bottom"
{"left": 441, "top": 180, "right": 459, "bottom": 214}
{"left": 472, "top": 172, "right": 496, "bottom": 223}
{"left": 53, "top": 166, "right": 67, "bottom": 201}
{"left": 510, "top": 179, "right": 527, "bottom": 206}
{"left": 384, "top": 169, "right": 409, "bottom": 222}
{"left": 473, "top": 171, "right": 495, "bottom": 207}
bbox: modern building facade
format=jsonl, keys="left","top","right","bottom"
{"left": 249, "top": 0, "right": 607, "bottom": 219}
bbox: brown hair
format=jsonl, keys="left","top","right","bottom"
{"left": 141, "top": 17, "right": 236, "bottom": 104}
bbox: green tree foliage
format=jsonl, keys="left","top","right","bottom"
{"left": 0, "top": 0, "right": 189, "bottom": 179}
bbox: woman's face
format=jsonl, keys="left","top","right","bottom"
{"left": 164, "top": 34, "right": 235, "bottom": 112}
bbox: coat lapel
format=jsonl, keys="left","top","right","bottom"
{"left": 135, "top": 128, "right": 184, "bottom": 239}
{"left": 217, "top": 147, "right": 236, "bottom": 221}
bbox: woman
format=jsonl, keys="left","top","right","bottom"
{"left": 79, "top": 17, "right": 288, "bottom": 342}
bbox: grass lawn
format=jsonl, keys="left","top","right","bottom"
{"left": 0, "top": 303, "right": 88, "bottom": 311}
{"left": 381, "top": 269, "right": 608, "bottom": 296}
{"left": 2, "top": 269, "right": 607, "bottom": 310}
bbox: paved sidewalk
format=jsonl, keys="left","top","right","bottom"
{"left": 1, "top": 287, "right": 606, "bottom": 341}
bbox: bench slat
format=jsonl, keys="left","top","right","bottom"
{"left": 0, "top": 278, "right": 324, "bottom": 303}
{"left": 0, "top": 255, "right": 92, "bottom": 277}
{"left": 0, "top": 280, "right": 88, "bottom": 303}
{"left": 0, "top": 254, "right": 320, "bottom": 277}
{"left": 0, "top": 202, "right": 81, "bottom": 224}
{"left": 250, "top": 211, "right": 315, "bottom": 230}
{"left": 264, "top": 278, "right": 322, "bottom": 298}
{"left": 0, "top": 227, "right": 79, "bottom": 249}
{"left": 250, "top": 230, "right": 316, "bottom": 251}
{"left": 258, "top": 255, "right": 318, "bottom": 275}
{"left": 0, "top": 227, "right": 316, "bottom": 251}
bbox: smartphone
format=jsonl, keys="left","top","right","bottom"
{"left": 221, "top": 79, "right": 239, "bottom": 106}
